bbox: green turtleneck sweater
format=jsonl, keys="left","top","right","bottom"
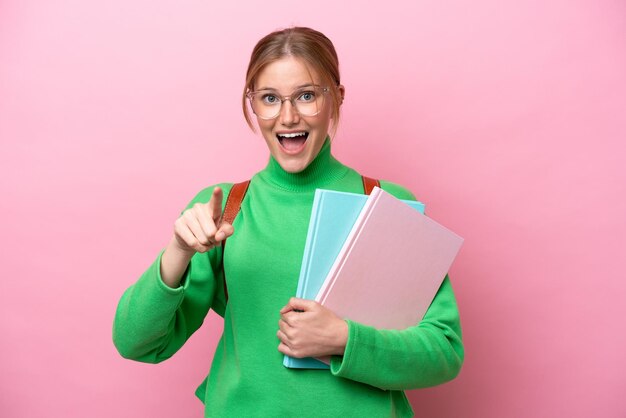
{"left": 113, "top": 140, "right": 464, "bottom": 417}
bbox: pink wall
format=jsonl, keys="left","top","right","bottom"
{"left": 1, "top": 1, "right": 624, "bottom": 417}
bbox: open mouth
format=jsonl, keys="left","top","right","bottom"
{"left": 276, "top": 131, "right": 309, "bottom": 152}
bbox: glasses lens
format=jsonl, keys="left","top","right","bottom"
{"left": 294, "top": 87, "right": 324, "bottom": 117}
{"left": 250, "top": 91, "right": 281, "bottom": 119}
{"left": 249, "top": 86, "right": 326, "bottom": 119}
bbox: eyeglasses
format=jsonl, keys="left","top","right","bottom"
{"left": 247, "top": 85, "right": 330, "bottom": 120}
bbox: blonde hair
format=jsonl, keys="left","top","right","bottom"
{"left": 242, "top": 27, "right": 342, "bottom": 135}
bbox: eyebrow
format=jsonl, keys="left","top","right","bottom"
{"left": 255, "top": 83, "right": 317, "bottom": 92}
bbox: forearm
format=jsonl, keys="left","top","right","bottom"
{"left": 113, "top": 252, "right": 188, "bottom": 363}
{"left": 330, "top": 276, "right": 464, "bottom": 390}
{"left": 113, "top": 249, "right": 220, "bottom": 364}
{"left": 160, "top": 237, "right": 194, "bottom": 288}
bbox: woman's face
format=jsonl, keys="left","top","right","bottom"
{"left": 253, "top": 57, "right": 340, "bottom": 173}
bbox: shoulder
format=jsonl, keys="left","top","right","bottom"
{"left": 183, "top": 182, "right": 234, "bottom": 211}
{"left": 378, "top": 179, "right": 417, "bottom": 201}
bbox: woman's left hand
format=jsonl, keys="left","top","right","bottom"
{"left": 277, "top": 298, "right": 348, "bottom": 358}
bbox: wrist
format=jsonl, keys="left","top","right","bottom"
{"left": 167, "top": 236, "right": 196, "bottom": 260}
{"left": 333, "top": 319, "right": 349, "bottom": 355}
{"left": 160, "top": 238, "right": 195, "bottom": 288}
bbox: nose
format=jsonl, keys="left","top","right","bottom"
{"left": 279, "top": 99, "right": 300, "bottom": 126}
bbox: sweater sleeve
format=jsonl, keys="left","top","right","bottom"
{"left": 327, "top": 179, "right": 464, "bottom": 390}
{"left": 329, "top": 276, "right": 464, "bottom": 390}
{"left": 112, "top": 184, "right": 230, "bottom": 363}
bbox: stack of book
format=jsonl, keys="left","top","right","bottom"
{"left": 283, "top": 187, "right": 463, "bottom": 369}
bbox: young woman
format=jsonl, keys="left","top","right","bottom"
{"left": 113, "top": 27, "right": 463, "bottom": 417}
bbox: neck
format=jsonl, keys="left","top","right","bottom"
{"left": 259, "top": 138, "right": 349, "bottom": 192}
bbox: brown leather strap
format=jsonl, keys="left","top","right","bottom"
{"left": 222, "top": 181, "right": 250, "bottom": 226}
{"left": 362, "top": 176, "right": 381, "bottom": 195}
{"left": 220, "top": 181, "right": 250, "bottom": 304}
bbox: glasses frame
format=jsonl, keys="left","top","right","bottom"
{"left": 246, "top": 85, "right": 331, "bottom": 120}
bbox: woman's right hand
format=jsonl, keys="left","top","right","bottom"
{"left": 171, "top": 186, "right": 234, "bottom": 254}
{"left": 160, "top": 187, "right": 234, "bottom": 287}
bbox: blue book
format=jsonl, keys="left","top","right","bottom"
{"left": 283, "top": 189, "right": 425, "bottom": 369}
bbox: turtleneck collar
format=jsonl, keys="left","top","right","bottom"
{"left": 257, "top": 137, "right": 349, "bottom": 192}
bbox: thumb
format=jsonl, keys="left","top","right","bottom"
{"left": 209, "top": 187, "right": 224, "bottom": 223}
{"left": 215, "top": 222, "right": 234, "bottom": 242}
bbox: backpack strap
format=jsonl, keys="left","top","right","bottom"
{"left": 220, "top": 180, "right": 250, "bottom": 303}
{"left": 362, "top": 176, "right": 381, "bottom": 195}
{"left": 220, "top": 175, "right": 379, "bottom": 305}
{"left": 222, "top": 181, "right": 250, "bottom": 226}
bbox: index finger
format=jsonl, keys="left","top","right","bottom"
{"left": 279, "top": 304, "right": 293, "bottom": 315}
{"left": 279, "top": 298, "right": 311, "bottom": 314}
{"left": 209, "top": 187, "right": 223, "bottom": 223}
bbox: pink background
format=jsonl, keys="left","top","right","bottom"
{"left": 1, "top": 1, "right": 625, "bottom": 417}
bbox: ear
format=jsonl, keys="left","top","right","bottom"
{"left": 338, "top": 84, "right": 346, "bottom": 105}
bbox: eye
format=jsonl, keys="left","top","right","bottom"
{"left": 261, "top": 94, "right": 279, "bottom": 105}
{"left": 297, "top": 91, "right": 316, "bottom": 102}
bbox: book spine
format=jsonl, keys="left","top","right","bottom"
{"left": 295, "top": 190, "right": 324, "bottom": 298}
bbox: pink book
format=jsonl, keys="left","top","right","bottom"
{"left": 315, "top": 187, "right": 464, "bottom": 330}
